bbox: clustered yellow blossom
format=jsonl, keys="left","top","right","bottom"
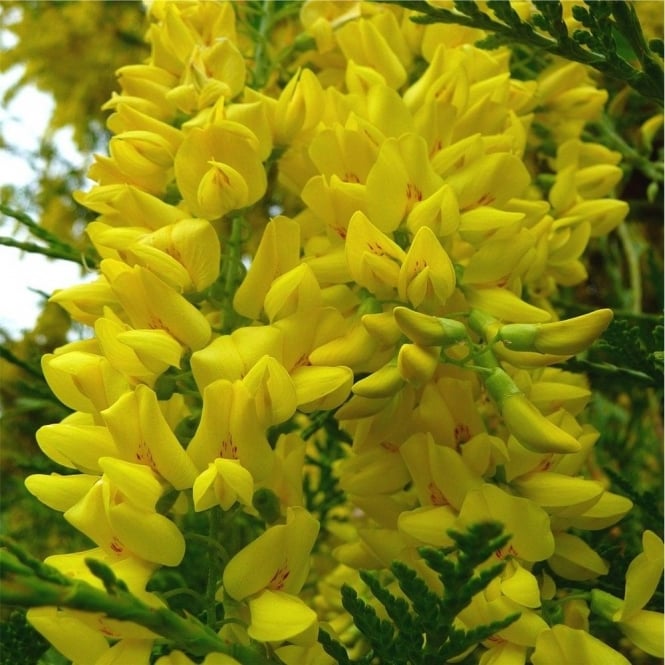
{"left": 22, "top": 2, "right": 662, "bottom": 664}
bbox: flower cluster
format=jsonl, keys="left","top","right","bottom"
{"left": 22, "top": 2, "right": 662, "bottom": 664}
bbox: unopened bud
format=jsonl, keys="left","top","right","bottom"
{"left": 352, "top": 363, "right": 404, "bottom": 398}
{"left": 485, "top": 367, "right": 581, "bottom": 454}
{"left": 499, "top": 309, "right": 613, "bottom": 356}
{"left": 397, "top": 343, "right": 439, "bottom": 385}
{"left": 393, "top": 306, "right": 468, "bottom": 347}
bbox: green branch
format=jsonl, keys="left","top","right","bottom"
{"left": 387, "top": 0, "right": 663, "bottom": 105}
{"left": 0, "top": 538, "right": 274, "bottom": 665}
{"left": 0, "top": 204, "right": 98, "bottom": 267}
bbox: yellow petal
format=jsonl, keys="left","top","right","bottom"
{"left": 513, "top": 472, "right": 603, "bottom": 516}
{"left": 620, "top": 609, "right": 665, "bottom": 658}
{"left": 247, "top": 590, "right": 318, "bottom": 643}
{"left": 27, "top": 608, "right": 109, "bottom": 664}
{"left": 109, "top": 501, "right": 185, "bottom": 566}
{"left": 233, "top": 216, "right": 301, "bottom": 320}
{"left": 398, "top": 226, "right": 456, "bottom": 308}
{"left": 549, "top": 533, "right": 608, "bottom": 580}
{"left": 36, "top": 422, "right": 118, "bottom": 473}
{"left": 500, "top": 562, "right": 541, "bottom": 608}
{"left": 243, "top": 355, "right": 298, "bottom": 427}
{"left": 99, "top": 457, "right": 165, "bottom": 511}
{"left": 223, "top": 507, "right": 319, "bottom": 600}
{"left": 459, "top": 484, "right": 554, "bottom": 562}
{"left": 620, "top": 530, "right": 665, "bottom": 621}
{"left": 24, "top": 473, "right": 99, "bottom": 512}
{"left": 532, "top": 625, "right": 630, "bottom": 665}
{"left": 291, "top": 365, "right": 353, "bottom": 411}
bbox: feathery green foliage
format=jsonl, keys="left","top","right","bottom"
{"left": 319, "top": 522, "right": 519, "bottom": 664}
{"left": 389, "top": 0, "right": 663, "bottom": 104}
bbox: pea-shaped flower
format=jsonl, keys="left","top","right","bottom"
{"left": 174, "top": 122, "right": 267, "bottom": 219}
{"left": 222, "top": 507, "right": 320, "bottom": 642}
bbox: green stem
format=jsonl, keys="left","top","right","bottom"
{"left": 252, "top": 0, "right": 276, "bottom": 89}
{"left": 220, "top": 214, "right": 247, "bottom": 333}
{"left": 206, "top": 508, "right": 222, "bottom": 628}
{"left": 0, "top": 236, "right": 96, "bottom": 265}
{"left": 616, "top": 223, "right": 643, "bottom": 315}
{"left": 585, "top": 115, "right": 664, "bottom": 184}
{"left": 184, "top": 533, "right": 230, "bottom": 567}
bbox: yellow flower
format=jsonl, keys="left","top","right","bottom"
{"left": 620, "top": 530, "right": 664, "bottom": 621}
{"left": 25, "top": 473, "right": 99, "bottom": 512}
{"left": 95, "top": 311, "right": 182, "bottom": 381}
{"left": 345, "top": 211, "right": 405, "bottom": 297}
{"left": 460, "top": 228, "right": 535, "bottom": 289}
{"left": 400, "top": 432, "right": 482, "bottom": 511}
{"left": 222, "top": 507, "right": 320, "bottom": 642}
{"left": 263, "top": 264, "right": 322, "bottom": 323}
{"left": 242, "top": 355, "right": 298, "bottom": 427}
{"left": 512, "top": 471, "right": 604, "bottom": 517}
{"left": 88, "top": 217, "right": 221, "bottom": 292}
{"left": 233, "top": 216, "right": 301, "bottom": 320}
{"left": 414, "top": 376, "right": 485, "bottom": 450}
{"left": 36, "top": 414, "right": 118, "bottom": 473}
{"left": 443, "top": 151, "right": 531, "bottom": 215}
{"left": 366, "top": 135, "right": 443, "bottom": 232}
{"left": 300, "top": 0, "right": 362, "bottom": 53}
{"left": 186, "top": 379, "right": 274, "bottom": 482}
{"left": 192, "top": 459, "right": 254, "bottom": 512}
{"left": 309, "top": 317, "right": 381, "bottom": 371}
{"left": 397, "top": 225, "right": 456, "bottom": 310}
{"left": 64, "top": 473, "right": 186, "bottom": 566}
{"left": 27, "top": 607, "right": 119, "bottom": 665}
{"left": 76, "top": 183, "right": 187, "bottom": 231}
{"left": 338, "top": 444, "right": 411, "bottom": 497}
{"left": 272, "top": 68, "right": 324, "bottom": 145}
{"left": 49, "top": 277, "right": 118, "bottom": 327}
{"left": 112, "top": 65, "right": 179, "bottom": 120}
{"left": 459, "top": 484, "right": 555, "bottom": 562}
{"left": 174, "top": 122, "right": 266, "bottom": 219}
{"left": 590, "top": 531, "right": 665, "bottom": 657}
{"left": 397, "top": 343, "right": 440, "bottom": 386}
{"left": 156, "top": 651, "right": 242, "bottom": 665}
{"left": 191, "top": 324, "right": 283, "bottom": 390}
{"left": 308, "top": 125, "right": 377, "bottom": 188}
{"left": 335, "top": 16, "right": 407, "bottom": 89}
{"left": 110, "top": 129, "right": 177, "bottom": 178}
{"left": 259, "top": 433, "right": 307, "bottom": 512}
{"left": 352, "top": 360, "right": 404, "bottom": 399}
{"left": 464, "top": 287, "right": 552, "bottom": 323}
{"left": 105, "top": 262, "right": 211, "bottom": 351}
{"left": 41, "top": 349, "right": 128, "bottom": 414}
{"left": 101, "top": 385, "right": 198, "bottom": 490}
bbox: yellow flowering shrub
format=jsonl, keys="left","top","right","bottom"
{"left": 1, "top": 2, "right": 663, "bottom": 664}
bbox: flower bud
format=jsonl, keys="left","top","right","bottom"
{"left": 498, "top": 309, "right": 613, "bottom": 355}
{"left": 352, "top": 363, "right": 404, "bottom": 399}
{"left": 393, "top": 306, "right": 468, "bottom": 347}
{"left": 397, "top": 343, "right": 439, "bottom": 386}
{"left": 485, "top": 367, "right": 581, "bottom": 454}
